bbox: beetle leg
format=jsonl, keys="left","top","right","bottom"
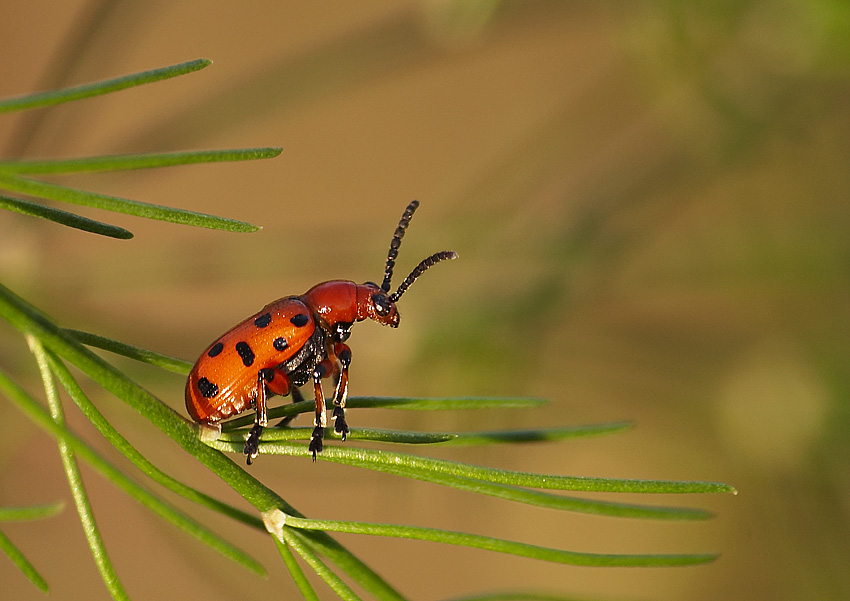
{"left": 309, "top": 360, "right": 332, "bottom": 460}
{"left": 331, "top": 343, "right": 352, "bottom": 440}
{"left": 244, "top": 369, "right": 276, "bottom": 464}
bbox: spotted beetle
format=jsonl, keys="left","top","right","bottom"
{"left": 185, "top": 201, "right": 457, "bottom": 464}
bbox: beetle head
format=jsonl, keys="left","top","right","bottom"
{"left": 359, "top": 200, "right": 457, "bottom": 328}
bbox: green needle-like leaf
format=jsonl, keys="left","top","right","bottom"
{"left": 0, "top": 281, "right": 406, "bottom": 601}
{"left": 220, "top": 426, "right": 455, "bottom": 445}
{"left": 0, "top": 173, "right": 258, "bottom": 232}
{"left": 283, "top": 515, "right": 719, "bottom": 567}
{"left": 274, "top": 537, "right": 321, "bottom": 601}
{"left": 212, "top": 440, "right": 714, "bottom": 520}
{"left": 0, "top": 529, "right": 49, "bottom": 593}
{"left": 221, "top": 395, "right": 547, "bottom": 431}
{"left": 279, "top": 528, "right": 364, "bottom": 601}
{"left": 0, "top": 194, "right": 133, "bottom": 239}
{"left": 0, "top": 148, "right": 282, "bottom": 174}
{"left": 45, "top": 349, "right": 263, "bottom": 531}
{"left": 222, "top": 422, "right": 632, "bottom": 447}
{"left": 0, "top": 503, "right": 64, "bottom": 522}
{"left": 0, "top": 362, "right": 266, "bottom": 577}
{"left": 28, "top": 336, "right": 130, "bottom": 601}
{"left": 64, "top": 328, "right": 192, "bottom": 374}
{"left": 442, "top": 422, "right": 634, "bottom": 445}
{"left": 244, "top": 442, "right": 734, "bottom": 495}
{"left": 0, "top": 59, "right": 210, "bottom": 113}
{"left": 346, "top": 396, "right": 548, "bottom": 410}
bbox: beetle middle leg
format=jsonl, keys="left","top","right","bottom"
{"left": 308, "top": 361, "right": 332, "bottom": 459}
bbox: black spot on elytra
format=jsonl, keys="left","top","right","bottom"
{"left": 207, "top": 342, "right": 224, "bottom": 357}
{"left": 254, "top": 313, "right": 272, "bottom": 328}
{"left": 273, "top": 337, "right": 288, "bottom": 351}
{"left": 197, "top": 377, "right": 219, "bottom": 398}
{"left": 290, "top": 313, "right": 309, "bottom": 327}
{"left": 235, "top": 341, "right": 255, "bottom": 367}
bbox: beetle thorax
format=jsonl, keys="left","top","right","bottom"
{"left": 300, "top": 280, "right": 359, "bottom": 328}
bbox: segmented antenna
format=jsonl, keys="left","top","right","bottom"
{"left": 381, "top": 200, "right": 420, "bottom": 292}
{"left": 389, "top": 250, "right": 458, "bottom": 303}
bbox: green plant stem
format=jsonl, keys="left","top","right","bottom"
{"left": 0, "top": 529, "right": 49, "bottom": 593}
{"left": 0, "top": 173, "right": 258, "bottom": 232}
{"left": 283, "top": 515, "right": 718, "bottom": 567}
{"left": 0, "top": 503, "right": 64, "bottom": 521}
{"left": 45, "top": 350, "right": 259, "bottom": 528}
{"left": 63, "top": 328, "right": 192, "bottom": 374}
{"left": 0, "top": 194, "right": 133, "bottom": 238}
{"left": 0, "top": 362, "right": 266, "bottom": 576}
{"left": 211, "top": 440, "right": 714, "bottom": 520}
{"left": 279, "top": 528, "right": 363, "bottom": 601}
{"left": 221, "top": 395, "right": 548, "bottom": 431}
{"left": 0, "top": 148, "right": 282, "bottom": 173}
{"left": 27, "top": 336, "right": 130, "bottom": 601}
{"left": 228, "top": 439, "right": 733, "bottom": 495}
{"left": 274, "top": 537, "right": 320, "bottom": 601}
{"left": 0, "top": 59, "right": 210, "bottom": 113}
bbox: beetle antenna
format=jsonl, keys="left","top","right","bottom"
{"left": 381, "top": 200, "right": 420, "bottom": 293}
{"left": 389, "top": 250, "right": 458, "bottom": 303}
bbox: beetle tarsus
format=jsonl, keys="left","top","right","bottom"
{"left": 244, "top": 424, "right": 263, "bottom": 465}
{"left": 309, "top": 426, "right": 324, "bottom": 460}
{"left": 332, "top": 405, "right": 349, "bottom": 440}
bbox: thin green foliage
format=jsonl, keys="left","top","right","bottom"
{"left": 274, "top": 537, "right": 321, "bottom": 601}
{"left": 0, "top": 281, "right": 406, "bottom": 601}
{"left": 278, "top": 527, "right": 363, "bottom": 601}
{"left": 27, "top": 336, "right": 130, "bottom": 601}
{"left": 282, "top": 514, "right": 717, "bottom": 567}
{"left": 64, "top": 328, "right": 192, "bottom": 374}
{"left": 0, "top": 56, "right": 735, "bottom": 601}
{"left": 0, "top": 148, "right": 282, "bottom": 174}
{"left": 0, "top": 502, "right": 61, "bottom": 593}
{"left": 210, "top": 439, "right": 718, "bottom": 521}
{"left": 0, "top": 503, "right": 63, "bottom": 522}
{"left": 0, "top": 173, "right": 259, "bottom": 232}
{"left": 221, "top": 395, "right": 548, "bottom": 431}
{"left": 43, "top": 351, "right": 267, "bottom": 572}
{"left": 0, "top": 59, "right": 210, "bottom": 113}
{"left": 0, "top": 278, "right": 733, "bottom": 599}
{"left": 0, "top": 194, "right": 133, "bottom": 238}
{"left": 0, "top": 364, "right": 265, "bottom": 577}
{"left": 0, "top": 529, "right": 49, "bottom": 593}
{"left": 0, "top": 60, "right": 279, "bottom": 237}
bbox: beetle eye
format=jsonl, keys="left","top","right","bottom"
{"left": 371, "top": 293, "right": 391, "bottom": 317}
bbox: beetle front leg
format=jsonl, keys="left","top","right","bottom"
{"left": 331, "top": 343, "right": 352, "bottom": 440}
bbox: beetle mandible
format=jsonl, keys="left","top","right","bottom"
{"left": 185, "top": 201, "right": 457, "bottom": 464}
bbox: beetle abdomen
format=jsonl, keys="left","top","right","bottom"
{"left": 185, "top": 297, "right": 317, "bottom": 423}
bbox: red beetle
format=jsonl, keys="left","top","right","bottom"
{"left": 186, "top": 201, "right": 457, "bottom": 463}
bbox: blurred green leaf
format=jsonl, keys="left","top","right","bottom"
{"left": 0, "top": 58, "right": 210, "bottom": 113}
{"left": 0, "top": 194, "right": 133, "bottom": 238}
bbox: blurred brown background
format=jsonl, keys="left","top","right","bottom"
{"left": 1, "top": 1, "right": 849, "bottom": 600}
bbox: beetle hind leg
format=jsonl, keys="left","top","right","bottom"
{"left": 244, "top": 368, "right": 289, "bottom": 464}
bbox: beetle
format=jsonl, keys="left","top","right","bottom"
{"left": 185, "top": 200, "right": 457, "bottom": 464}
